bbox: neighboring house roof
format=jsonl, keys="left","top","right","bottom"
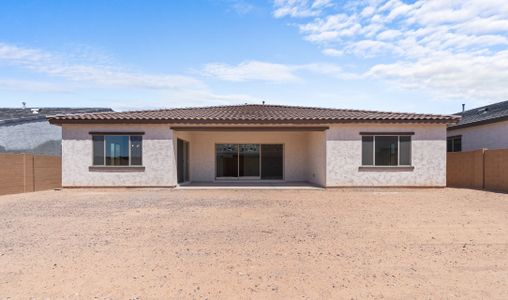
{"left": 0, "top": 107, "right": 113, "bottom": 126}
{"left": 48, "top": 104, "right": 459, "bottom": 125}
{"left": 448, "top": 100, "right": 508, "bottom": 130}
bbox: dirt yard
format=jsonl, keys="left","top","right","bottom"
{"left": 0, "top": 188, "right": 507, "bottom": 299}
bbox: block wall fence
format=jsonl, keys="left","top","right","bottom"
{"left": 0, "top": 153, "right": 61, "bottom": 196}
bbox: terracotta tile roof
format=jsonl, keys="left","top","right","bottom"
{"left": 47, "top": 104, "right": 460, "bottom": 125}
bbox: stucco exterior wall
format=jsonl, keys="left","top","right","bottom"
{"left": 60, "top": 123, "right": 447, "bottom": 187}
{"left": 61, "top": 124, "right": 176, "bottom": 187}
{"left": 325, "top": 124, "right": 447, "bottom": 187}
{"left": 447, "top": 120, "right": 508, "bottom": 151}
{"left": 183, "top": 131, "right": 311, "bottom": 182}
{"left": 306, "top": 131, "right": 326, "bottom": 186}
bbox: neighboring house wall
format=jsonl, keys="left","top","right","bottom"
{"left": 62, "top": 124, "right": 176, "bottom": 187}
{"left": 325, "top": 124, "right": 447, "bottom": 187}
{"left": 447, "top": 120, "right": 508, "bottom": 151}
{"left": 0, "top": 120, "right": 62, "bottom": 155}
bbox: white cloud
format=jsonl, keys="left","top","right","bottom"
{"left": 322, "top": 48, "right": 343, "bottom": 56}
{"left": 0, "top": 42, "right": 201, "bottom": 89}
{"left": 201, "top": 61, "right": 300, "bottom": 82}
{"left": 273, "top": 0, "right": 332, "bottom": 18}
{"left": 0, "top": 79, "right": 72, "bottom": 93}
{"left": 347, "top": 40, "right": 401, "bottom": 57}
{"left": 299, "top": 13, "right": 360, "bottom": 42}
{"left": 360, "top": 6, "right": 375, "bottom": 18}
{"left": 273, "top": 0, "right": 508, "bottom": 100}
{"left": 294, "top": 62, "right": 342, "bottom": 75}
{"left": 366, "top": 50, "right": 508, "bottom": 100}
{"left": 0, "top": 42, "right": 263, "bottom": 108}
{"left": 457, "top": 17, "right": 508, "bottom": 34}
{"left": 200, "top": 60, "right": 341, "bottom": 82}
{"left": 377, "top": 29, "right": 401, "bottom": 40}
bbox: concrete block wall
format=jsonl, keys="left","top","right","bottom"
{"left": 446, "top": 150, "right": 484, "bottom": 189}
{"left": 0, "top": 153, "right": 61, "bottom": 196}
{"left": 447, "top": 149, "right": 508, "bottom": 193}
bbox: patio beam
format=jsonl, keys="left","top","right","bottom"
{"left": 170, "top": 126, "right": 329, "bottom": 131}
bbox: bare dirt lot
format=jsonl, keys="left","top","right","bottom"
{"left": 0, "top": 188, "right": 507, "bottom": 299}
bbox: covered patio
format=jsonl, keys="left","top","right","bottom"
{"left": 172, "top": 126, "right": 327, "bottom": 187}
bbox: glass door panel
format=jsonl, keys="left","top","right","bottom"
{"left": 239, "top": 144, "right": 260, "bottom": 178}
{"left": 216, "top": 144, "right": 238, "bottom": 178}
{"left": 105, "top": 135, "right": 129, "bottom": 166}
{"left": 261, "top": 144, "right": 283, "bottom": 179}
{"left": 177, "top": 139, "right": 189, "bottom": 183}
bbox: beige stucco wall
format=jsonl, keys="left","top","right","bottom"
{"left": 306, "top": 131, "right": 326, "bottom": 186}
{"left": 325, "top": 124, "right": 447, "bottom": 187}
{"left": 180, "top": 131, "right": 312, "bottom": 182}
{"left": 62, "top": 124, "right": 177, "bottom": 187}
{"left": 447, "top": 120, "right": 508, "bottom": 151}
{"left": 61, "top": 123, "right": 447, "bottom": 187}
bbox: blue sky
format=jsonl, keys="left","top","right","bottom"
{"left": 0, "top": 0, "right": 507, "bottom": 114}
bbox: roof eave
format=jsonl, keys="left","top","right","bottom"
{"left": 448, "top": 115, "right": 508, "bottom": 130}
{"left": 48, "top": 118, "right": 457, "bottom": 125}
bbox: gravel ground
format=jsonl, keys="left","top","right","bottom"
{"left": 0, "top": 188, "right": 507, "bottom": 299}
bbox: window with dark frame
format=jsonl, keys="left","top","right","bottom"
{"left": 361, "top": 135, "right": 412, "bottom": 166}
{"left": 92, "top": 135, "right": 143, "bottom": 166}
{"left": 447, "top": 136, "right": 462, "bottom": 152}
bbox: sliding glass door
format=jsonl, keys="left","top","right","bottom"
{"left": 216, "top": 144, "right": 238, "bottom": 178}
{"left": 216, "top": 144, "right": 283, "bottom": 180}
{"left": 239, "top": 144, "right": 260, "bottom": 178}
{"left": 261, "top": 144, "right": 283, "bottom": 179}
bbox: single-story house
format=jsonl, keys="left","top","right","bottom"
{"left": 1, "top": 106, "right": 112, "bottom": 156}
{"left": 447, "top": 100, "right": 508, "bottom": 152}
{"left": 48, "top": 104, "right": 459, "bottom": 188}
